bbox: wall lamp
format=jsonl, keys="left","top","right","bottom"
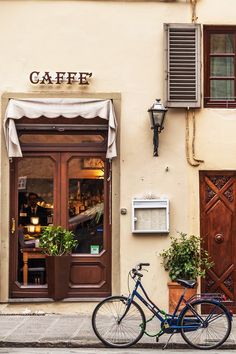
{"left": 148, "top": 99, "right": 168, "bottom": 157}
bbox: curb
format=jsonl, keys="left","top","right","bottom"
{"left": 0, "top": 341, "right": 235, "bottom": 349}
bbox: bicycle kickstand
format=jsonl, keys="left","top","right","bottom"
{"left": 162, "top": 331, "right": 177, "bottom": 350}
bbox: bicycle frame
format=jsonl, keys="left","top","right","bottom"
{"left": 124, "top": 277, "right": 203, "bottom": 335}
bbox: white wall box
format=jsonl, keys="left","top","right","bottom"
{"left": 132, "top": 199, "right": 169, "bottom": 234}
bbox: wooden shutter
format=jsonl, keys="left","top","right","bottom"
{"left": 164, "top": 23, "right": 201, "bottom": 108}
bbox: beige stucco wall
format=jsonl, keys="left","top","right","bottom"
{"left": 0, "top": 0, "right": 236, "bottom": 313}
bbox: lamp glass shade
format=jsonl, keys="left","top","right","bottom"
{"left": 153, "top": 111, "right": 165, "bottom": 128}
{"left": 31, "top": 216, "right": 39, "bottom": 225}
{"left": 148, "top": 99, "right": 167, "bottom": 129}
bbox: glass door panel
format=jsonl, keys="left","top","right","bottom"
{"left": 17, "top": 157, "right": 54, "bottom": 285}
{"left": 68, "top": 157, "right": 104, "bottom": 255}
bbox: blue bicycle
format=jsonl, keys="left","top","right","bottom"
{"left": 92, "top": 263, "right": 232, "bottom": 349}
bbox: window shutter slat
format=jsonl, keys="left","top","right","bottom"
{"left": 164, "top": 23, "right": 201, "bottom": 108}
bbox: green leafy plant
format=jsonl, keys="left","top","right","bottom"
{"left": 160, "top": 232, "right": 214, "bottom": 281}
{"left": 39, "top": 226, "right": 78, "bottom": 256}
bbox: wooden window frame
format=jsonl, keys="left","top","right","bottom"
{"left": 204, "top": 25, "right": 236, "bottom": 108}
{"left": 16, "top": 117, "right": 108, "bottom": 153}
{"left": 18, "top": 130, "right": 107, "bottom": 153}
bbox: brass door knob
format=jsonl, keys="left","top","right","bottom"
{"left": 214, "top": 233, "right": 224, "bottom": 243}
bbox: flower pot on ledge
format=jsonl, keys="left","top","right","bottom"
{"left": 168, "top": 281, "right": 197, "bottom": 314}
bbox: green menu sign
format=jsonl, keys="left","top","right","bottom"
{"left": 90, "top": 245, "right": 99, "bottom": 255}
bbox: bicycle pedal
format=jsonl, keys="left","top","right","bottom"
{"left": 156, "top": 337, "right": 159, "bottom": 342}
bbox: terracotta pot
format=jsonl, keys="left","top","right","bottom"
{"left": 168, "top": 281, "right": 197, "bottom": 314}
{"left": 46, "top": 255, "right": 71, "bottom": 301}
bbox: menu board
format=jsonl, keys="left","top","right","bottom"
{"left": 135, "top": 208, "right": 167, "bottom": 232}
{"left": 132, "top": 199, "right": 169, "bottom": 233}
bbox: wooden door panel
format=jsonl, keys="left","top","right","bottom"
{"left": 207, "top": 201, "right": 233, "bottom": 277}
{"left": 71, "top": 262, "right": 106, "bottom": 286}
{"left": 200, "top": 171, "right": 236, "bottom": 312}
{"left": 68, "top": 255, "right": 111, "bottom": 296}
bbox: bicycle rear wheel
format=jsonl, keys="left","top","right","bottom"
{"left": 180, "top": 299, "right": 231, "bottom": 349}
{"left": 92, "top": 295, "right": 146, "bottom": 348}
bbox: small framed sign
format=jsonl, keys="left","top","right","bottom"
{"left": 90, "top": 245, "right": 100, "bottom": 255}
{"left": 18, "top": 176, "right": 27, "bottom": 190}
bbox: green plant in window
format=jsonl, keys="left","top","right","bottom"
{"left": 39, "top": 226, "right": 78, "bottom": 256}
{"left": 159, "top": 232, "right": 214, "bottom": 281}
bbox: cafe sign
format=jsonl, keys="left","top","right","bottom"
{"left": 29, "top": 71, "right": 93, "bottom": 85}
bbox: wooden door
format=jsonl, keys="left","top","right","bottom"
{"left": 200, "top": 171, "right": 236, "bottom": 312}
{"left": 10, "top": 153, "right": 59, "bottom": 298}
{"left": 61, "top": 153, "right": 111, "bottom": 298}
{"left": 9, "top": 151, "right": 111, "bottom": 299}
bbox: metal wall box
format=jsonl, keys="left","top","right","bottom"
{"left": 132, "top": 199, "right": 169, "bottom": 233}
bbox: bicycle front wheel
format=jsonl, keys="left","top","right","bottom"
{"left": 92, "top": 295, "right": 146, "bottom": 348}
{"left": 180, "top": 299, "right": 231, "bottom": 349}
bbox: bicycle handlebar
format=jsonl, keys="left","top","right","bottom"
{"left": 137, "top": 263, "right": 150, "bottom": 270}
{"left": 131, "top": 263, "right": 150, "bottom": 278}
{"left": 132, "top": 269, "right": 143, "bottom": 278}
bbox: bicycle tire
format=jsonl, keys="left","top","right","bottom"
{"left": 92, "top": 295, "right": 146, "bottom": 348}
{"left": 180, "top": 299, "right": 231, "bottom": 349}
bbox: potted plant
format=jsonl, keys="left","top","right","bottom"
{"left": 40, "top": 225, "right": 78, "bottom": 301}
{"left": 160, "top": 232, "right": 213, "bottom": 313}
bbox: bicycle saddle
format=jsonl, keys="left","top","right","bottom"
{"left": 176, "top": 279, "right": 196, "bottom": 288}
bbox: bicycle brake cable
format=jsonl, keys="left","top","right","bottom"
{"left": 127, "top": 271, "right": 132, "bottom": 294}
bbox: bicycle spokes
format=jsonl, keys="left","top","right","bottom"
{"left": 180, "top": 300, "right": 231, "bottom": 349}
{"left": 92, "top": 296, "right": 146, "bottom": 347}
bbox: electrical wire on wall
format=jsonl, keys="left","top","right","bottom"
{"left": 184, "top": 0, "right": 204, "bottom": 167}
{"left": 185, "top": 108, "right": 204, "bottom": 167}
{"left": 185, "top": 109, "right": 199, "bottom": 167}
{"left": 191, "top": 110, "right": 204, "bottom": 164}
{"left": 190, "top": 0, "right": 198, "bottom": 23}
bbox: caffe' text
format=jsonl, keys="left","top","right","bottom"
{"left": 29, "top": 71, "right": 93, "bottom": 85}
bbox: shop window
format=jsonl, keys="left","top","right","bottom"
{"left": 18, "top": 157, "right": 54, "bottom": 229}
{"left": 204, "top": 26, "right": 236, "bottom": 107}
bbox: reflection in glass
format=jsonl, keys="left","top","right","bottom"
{"left": 210, "top": 34, "right": 234, "bottom": 53}
{"left": 17, "top": 157, "right": 54, "bottom": 285}
{"left": 210, "top": 57, "right": 234, "bottom": 77}
{"left": 210, "top": 80, "right": 234, "bottom": 100}
{"left": 68, "top": 158, "right": 104, "bottom": 255}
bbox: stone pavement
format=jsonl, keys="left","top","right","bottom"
{"left": 0, "top": 312, "right": 235, "bottom": 349}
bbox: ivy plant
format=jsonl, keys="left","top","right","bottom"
{"left": 39, "top": 226, "right": 78, "bottom": 256}
{"left": 159, "top": 232, "right": 214, "bottom": 281}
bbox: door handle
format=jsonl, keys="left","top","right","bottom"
{"left": 11, "top": 218, "right": 16, "bottom": 235}
{"left": 214, "top": 233, "right": 224, "bottom": 244}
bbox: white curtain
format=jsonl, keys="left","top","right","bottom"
{"left": 4, "top": 98, "right": 117, "bottom": 158}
